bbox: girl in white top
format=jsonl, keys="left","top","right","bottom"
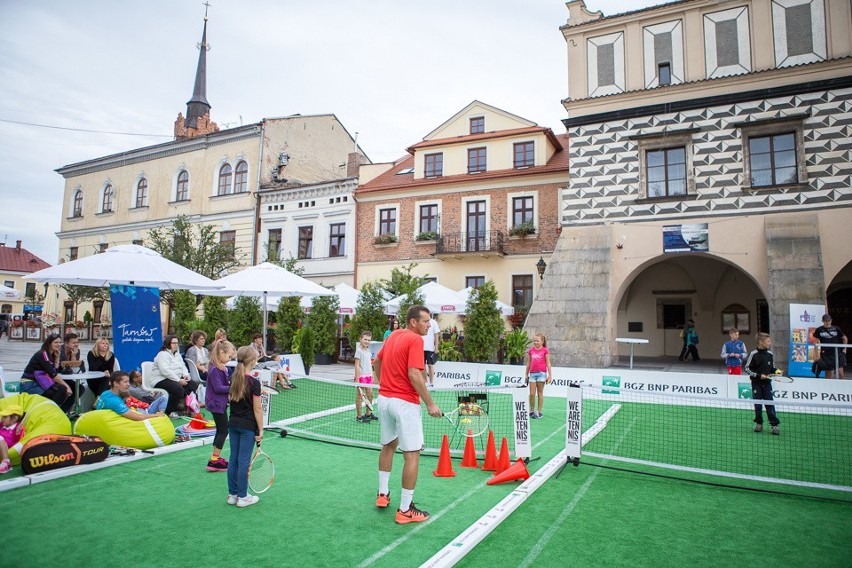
{"left": 354, "top": 331, "right": 377, "bottom": 423}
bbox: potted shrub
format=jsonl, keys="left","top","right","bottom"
{"left": 374, "top": 234, "right": 398, "bottom": 245}
{"left": 307, "top": 294, "right": 339, "bottom": 365}
{"left": 509, "top": 221, "right": 536, "bottom": 237}
{"left": 297, "top": 326, "right": 315, "bottom": 375}
{"left": 503, "top": 328, "right": 531, "bottom": 365}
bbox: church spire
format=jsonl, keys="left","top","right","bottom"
{"left": 186, "top": 4, "right": 211, "bottom": 128}
{"left": 175, "top": 4, "right": 219, "bottom": 139}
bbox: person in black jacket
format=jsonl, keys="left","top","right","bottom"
{"left": 745, "top": 332, "right": 781, "bottom": 435}
{"left": 20, "top": 333, "right": 74, "bottom": 411}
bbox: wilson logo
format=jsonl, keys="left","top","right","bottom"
{"left": 28, "top": 451, "right": 75, "bottom": 468}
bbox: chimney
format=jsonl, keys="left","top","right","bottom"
{"left": 16, "top": 240, "right": 22, "bottom": 251}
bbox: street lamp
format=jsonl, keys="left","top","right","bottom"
{"left": 536, "top": 256, "right": 547, "bottom": 280}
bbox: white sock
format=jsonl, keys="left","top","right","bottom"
{"left": 400, "top": 488, "right": 414, "bottom": 512}
{"left": 378, "top": 470, "right": 390, "bottom": 495}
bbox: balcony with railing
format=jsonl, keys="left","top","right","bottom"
{"left": 435, "top": 230, "right": 505, "bottom": 257}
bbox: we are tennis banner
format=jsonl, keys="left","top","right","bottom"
{"left": 110, "top": 285, "right": 162, "bottom": 372}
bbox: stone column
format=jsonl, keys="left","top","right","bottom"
{"left": 765, "top": 214, "right": 825, "bottom": 366}
{"left": 525, "top": 225, "right": 613, "bottom": 367}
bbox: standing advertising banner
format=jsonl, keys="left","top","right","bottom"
{"left": 110, "top": 285, "right": 162, "bottom": 372}
{"left": 788, "top": 303, "right": 824, "bottom": 378}
{"left": 565, "top": 383, "right": 583, "bottom": 461}
{"left": 511, "top": 389, "right": 531, "bottom": 460}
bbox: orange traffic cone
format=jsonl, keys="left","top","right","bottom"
{"left": 487, "top": 458, "right": 530, "bottom": 485}
{"left": 494, "top": 437, "right": 511, "bottom": 474}
{"left": 461, "top": 431, "right": 479, "bottom": 468}
{"left": 433, "top": 434, "right": 457, "bottom": 477}
{"left": 481, "top": 431, "right": 498, "bottom": 471}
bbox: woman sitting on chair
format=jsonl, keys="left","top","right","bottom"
{"left": 20, "top": 333, "right": 73, "bottom": 411}
{"left": 185, "top": 330, "right": 210, "bottom": 382}
{"left": 86, "top": 337, "right": 116, "bottom": 399}
{"left": 150, "top": 335, "right": 198, "bottom": 417}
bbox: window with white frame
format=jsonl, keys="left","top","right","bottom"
{"left": 218, "top": 164, "right": 233, "bottom": 195}
{"left": 378, "top": 207, "right": 397, "bottom": 237}
{"left": 72, "top": 190, "right": 83, "bottom": 217}
{"left": 424, "top": 153, "right": 443, "bottom": 177}
{"left": 418, "top": 203, "right": 439, "bottom": 235}
{"left": 234, "top": 160, "right": 248, "bottom": 193}
{"left": 135, "top": 178, "right": 148, "bottom": 208}
{"left": 513, "top": 142, "right": 534, "bottom": 168}
{"left": 470, "top": 117, "right": 485, "bottom": 134}
{"left": 176, "top": 170, "right": 189, "bottom": 201}
{"left": 468, "top": 147, "right": 487, "bottom": 174}
{"left": 101, "top": 184, "right": 114, "bottom": 213}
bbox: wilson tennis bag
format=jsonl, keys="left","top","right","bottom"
{"left": 20, "top": 434, "right": 109, "bottom": 474}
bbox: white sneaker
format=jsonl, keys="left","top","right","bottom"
{"left": 236, "top": 494, "right": 259, "bottom": 508}
{"left": 227, "top": 494, "right": 238, "bottom": 505}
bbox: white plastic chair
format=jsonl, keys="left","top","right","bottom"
{"left": 141, "top": 361, "right": 169, "bottom": 401}
{"left": 185, "top": 357, "right": 205, "bottom": 402}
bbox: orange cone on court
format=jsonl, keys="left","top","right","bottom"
{"left": 481, "top": 431, "right": 498, "bottom": 471}
{"left": 494, "top": 437, "right": 511, "bottom": 474}
{"left": 433, "top": 434, "right": 457, "bottom": 477}
{"left": 189, "top": 413, "right": 207, "bottom": 429}
{"left": 487, "top": 458, "right": 530, "bottom": 485}
{"left": 461, "top": 431, "right": 479, "bottom": 468}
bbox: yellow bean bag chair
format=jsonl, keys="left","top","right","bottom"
{"left": 0, "top": 393, "right": 72, "bottom": 466}
{"left": 74, "top": 410, "right": 175, "bottom": 450}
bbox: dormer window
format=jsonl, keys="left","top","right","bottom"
{"left": 425, "top": 153, "right": 443, "bottom": 177}
{"left": 470, "top": 117, "right": 485, "bottom": 134}
{"left": 468, "top": 147, "right": 487, "bottom": 174}
{"left": 514, "top": 142, "right": 534, "bottom": 168}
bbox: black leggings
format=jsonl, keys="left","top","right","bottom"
{"left": 212, "top": 412, "right": 228, "bottom": 450}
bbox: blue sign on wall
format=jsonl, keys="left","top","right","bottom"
{"left": 110, "top": 285, "right": 162, "bottom": 372}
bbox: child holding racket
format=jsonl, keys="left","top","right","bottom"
{"left": 744, "top": 332, "right": 781, "bottom": 435}
{"left": 354, "top": 330, "right": 377, "bottom": 423}
{"left": 525, "top": 333, "right": 552, "bottom": 419}
{"left": 227, "top": 345, "right": 264, "bottom": 507}
{"left": 206, "top": 340, "right": 235, "bottom": 472}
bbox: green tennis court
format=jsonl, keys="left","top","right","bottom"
{"left": 5, "top": 392, "right": 850, "bottom": 567}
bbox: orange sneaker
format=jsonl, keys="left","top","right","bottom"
{"left": 395, "top": 503, "right": 430, "bottom": 524}
{"left": 376, "top": 493, "right": 390, "bottom": 508}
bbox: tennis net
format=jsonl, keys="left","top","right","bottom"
{"left": 264, "top": 374, "right": 517, "bottom": 457}
{"left": 572, "top": 383, "right": 852, "bottom": 498}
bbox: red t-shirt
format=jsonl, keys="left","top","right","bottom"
{"left": 377, "top": 329, "right": 425, "bottom": 404}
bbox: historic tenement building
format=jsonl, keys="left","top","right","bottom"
{"left": 527, "top": 0, "right": 852, "bottom": 366}
{"left": 355, "top": 101, "right": 566, "bottom": 313}
{"left": 54, "top": 13, "right": 367, "bottom": 320}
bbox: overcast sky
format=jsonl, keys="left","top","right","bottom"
{"left": 0, "top": 0, "right": 659, "bottom": 265}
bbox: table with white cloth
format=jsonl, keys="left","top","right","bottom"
{"left": 58, "top": 370, "right": 105, "bottom": 415}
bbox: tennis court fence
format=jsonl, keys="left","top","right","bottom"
{"left": 566, "top": 382, "right": 852, "bottom": 499}
{"left": 263, "top": 374, "right": 519, "bottom": 457}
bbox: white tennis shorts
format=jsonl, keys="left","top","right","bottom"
{"left": 377, "top": 395, "right": 423, "bottom": 452}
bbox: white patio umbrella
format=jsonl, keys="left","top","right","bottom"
{"left": 196, "top": 262, "right": 336, "bottom": 348}
{"left": 384, "top": 281, "right": 468, "bottom": 316}
{"left": 25, "top": 244, "right": 222, "bottom": 290}
{"left": 0, "top": 284, "right": 21, "bottom": 299}
{"left": 457, "top": 286, "right": 515, "bottom": 316}
{"left": 301, "top": 282, "right": 360, "bottom": 314}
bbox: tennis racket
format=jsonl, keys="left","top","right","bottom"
{"left": 772, "top": 373, "right": 794, "bottom": 383}
{"left": 442, "top": 402, "right": 489, "bottom": 437}
{"left": 357, "top": 385, "right": 374, "bottom": 412}
{"left": 248, "top": 441, "right": 275, "bottom": 494}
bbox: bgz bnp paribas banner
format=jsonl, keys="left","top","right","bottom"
{"left": 110, "top": 285, "right": 162, "bottom": 372}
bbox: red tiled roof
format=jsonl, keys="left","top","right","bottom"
{"left": 0, "top": 244, "right": 51, "bottom": 273}
{"left": 406, "top": 126, "right": 562, "bottom": 153}
{"left": 359, "top": 133, "right": 569, "bottom": 195}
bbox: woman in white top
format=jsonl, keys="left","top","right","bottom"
{"left": 151, "top": 334, "right": 197, "bottom": 415}
{"left": 354, "top": 330, "right": 376, "bottom": 423}
{"left": 185, "top": 330, "right": 210, "bottom": 381}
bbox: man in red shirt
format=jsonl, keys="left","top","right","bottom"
{"left": 374, "top": 305, "right": 442, "bottom": 524}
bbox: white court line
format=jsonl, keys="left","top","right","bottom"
{"left": 518, "top": 416, "right": 635, "bottom": 568}
{"left": 359, "top": 424, "right": 571, "bottom": 567}
{"left": 421, "top": 403, "right": 625, "bottom": 568}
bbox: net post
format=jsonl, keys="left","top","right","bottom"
{"left": 556, "top": 380, "right": 583, "bottom": 478}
